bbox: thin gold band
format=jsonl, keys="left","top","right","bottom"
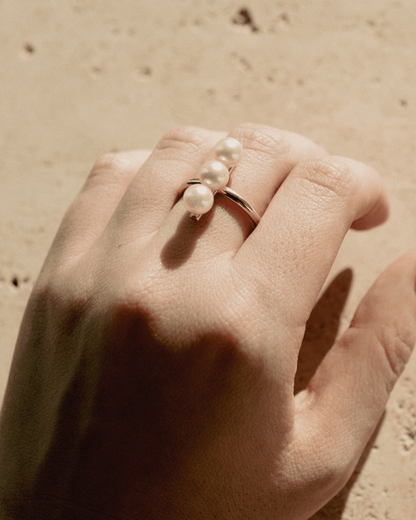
{"left": 182, "top": 179, "right": 261, "bottom": 226}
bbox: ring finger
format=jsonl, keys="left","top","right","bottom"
{"left": 157, "top": 123, "right": 329, "bottom": 258}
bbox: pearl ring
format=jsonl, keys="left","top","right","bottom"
{"left": 181, "top": 137, "right": 261, "bottom": 226}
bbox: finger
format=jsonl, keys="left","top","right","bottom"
{"left": 154, "top": 123, "right": 328, "bottom": 262}
{"left": 108, "top": 127, "right": 226, "bottom": 241}
{"left": 200, "top": 123, "right": 328, "bottom": 250}
{"left": 292, "top": 248, "right": 416, "bottom": 482}
{"left": 50, "top": 150, "right": 151, "bottom": 263}
{"left": 227, "top": 123, "right": 328, "bottom": 220}
{"left": 235, "top": 156, "right": 390, "bottom": 328}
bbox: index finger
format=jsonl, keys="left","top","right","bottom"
{"left": 233, "top": 156, "right": 390, "bottom": 329}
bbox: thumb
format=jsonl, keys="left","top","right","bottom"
{"left": 294, "top": 247, "right": 416, "bottom": 477}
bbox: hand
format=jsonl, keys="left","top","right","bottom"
{"left": 1, "top": 123, "right": 415, "bottom": 520}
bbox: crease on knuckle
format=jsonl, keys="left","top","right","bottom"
{"left": 295, "top": 158, "right": 358, "bottom": 202}
{"left": 155, "top": 126, "right": 208, "bottom": 159}
{"left": 86, "top": 153, "right": 136, "bottom": 192}
{"left": 232, "top": 122, "right": 292, "bottom": 157}
{"left": 375, "top": 323, "right": 415, "bottom": 379}
{"left": 90, "top": 153, "right": 127, "bottom": 178}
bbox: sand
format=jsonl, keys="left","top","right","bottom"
{"left": 1, "top": 0, "right": 415, "bottom": 517}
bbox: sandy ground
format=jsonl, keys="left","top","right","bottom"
{"left": 1, "top": 0, "right": 416, "bottom": 518}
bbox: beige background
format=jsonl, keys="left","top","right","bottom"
{"left": 1, "top": 0, "right": 416, "bottom": 518}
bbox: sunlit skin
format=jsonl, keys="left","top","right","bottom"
{"left": 0, "top": 123, "right": 415, "bottom": 520}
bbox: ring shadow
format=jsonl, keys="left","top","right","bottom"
{"left": 294, "top": 268, "right": 385, "bottom": 520}
{"left": 161, "top": 212, "right": 214, "bottom": 270}
{"left": 160, "top": 197, "right": 253, "bottom": 270}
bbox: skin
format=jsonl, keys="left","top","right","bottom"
{"left": 0, "top": 122, "right": 415, "bottom": 520}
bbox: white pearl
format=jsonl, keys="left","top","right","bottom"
{"left": 183, "top": 184, "right": 214, "bottom": 215}
{"left": 199, "top": 160, "right": 230, "bottom": 190}
{"left": 214, "top": 137, "right": 243, "bottom": 167}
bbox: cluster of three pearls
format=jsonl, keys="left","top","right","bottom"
{"left": 183, "top": 137, "right": 243, "bottom": 216}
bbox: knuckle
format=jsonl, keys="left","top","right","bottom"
{"left": 230, "top": 122, "right": 326, "bottom": 162}
{"left": 155, "top": 126, "right": 211, "bottom": 159}
{"left": 294, "top": 157, "right": 358, "bottom": 201}
{"left": 88, "top": 153, "right": 134, "bottom": 185}
{"left": 91, "top": 153, "right": 124, "bottom": 175}
{"left": 376, "top": 323, "right": 415, "bottom": 378}
{"left": 231, "top": 122, "right": 292, "bottom": 157}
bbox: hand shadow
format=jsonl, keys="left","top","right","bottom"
{"left": 294, "top": 268, "right": 385, "bottom": 519}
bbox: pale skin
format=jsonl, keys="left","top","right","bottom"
{"left": 0, "top": 123, "right": 416, "bottom": 520}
